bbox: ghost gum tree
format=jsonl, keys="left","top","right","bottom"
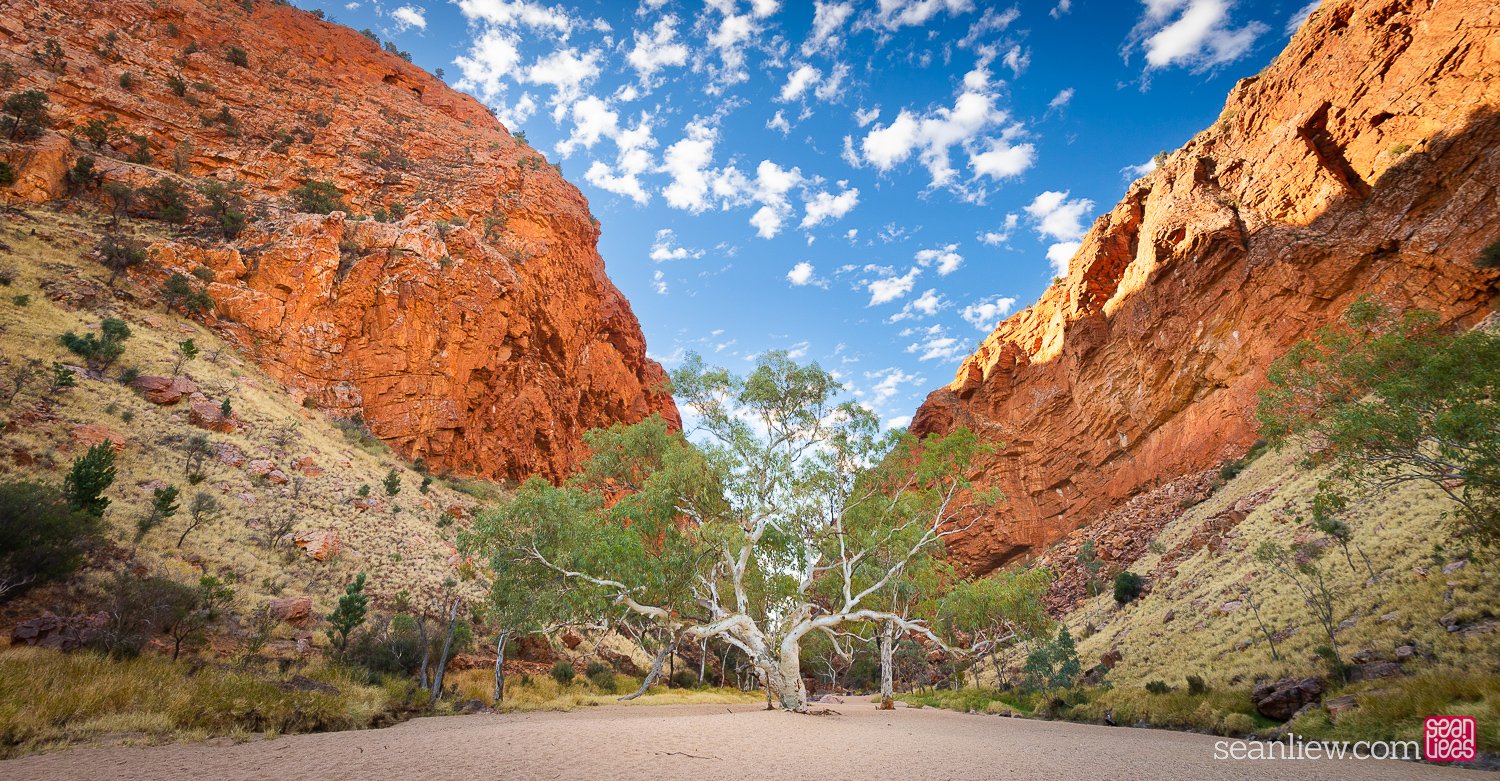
{"left": 474, "top": 352, "right": 992, "bottom": 712}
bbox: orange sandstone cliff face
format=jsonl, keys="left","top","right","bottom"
{"left": 911, "top": 0, "right": 1500, "bottom": 574}
{"left": 0, "top": 0, "right": 678, "bottom": 481}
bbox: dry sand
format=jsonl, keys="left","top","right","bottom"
{"left": 1, "top": 702, "right": 1487, "bottom": 780}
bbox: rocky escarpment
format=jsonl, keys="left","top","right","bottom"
{"left": 0, "top": 0, "right": 678, "bottom": 481}
{"left": 912, "top": 0, "right": 1500, "bottom": 574}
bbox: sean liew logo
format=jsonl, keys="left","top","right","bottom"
{"left": 1424, "top": 716, "right": 1476, "bottom": 763}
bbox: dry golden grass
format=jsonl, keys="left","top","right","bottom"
{"left": 0, "top": 205, "right": 492, "bottom": 639}
{"left": 444, "top": 667, "right": 760, "bottom": 712}
{"left": 0, "top": 645, "right": 414, "bottom": 758}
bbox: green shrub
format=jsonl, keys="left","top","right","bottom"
{"left": 1112, "top": 571, "right": 1144, "bottom": 604}
{"left": 139, "top": 177, "right": 192, "bottom": 223}
{"left": 0, "top": 481, "right": 103, "bottom": 602}
{"left": 60, "top": 317, "right": 132, "bottom": 371}
{"left": 0, "top": 161, "right": 15, "bottom": 187}
{"left": 1480, "top": 239, "right": 1500, "bottom": 270}
{"left": 550, "top": 660, "right": 575, "bottom": 684}
{"left": 290, "top": 179, "right": 345, "bottom": 214}
{"left": 96, "top": 233, "right": 147, "bottom": 284}
{"left": 1145, "top": 680, "right": 1171, "bottom": 695}
{"left": 226, "top": 46, "right": 248, "bottom": 67}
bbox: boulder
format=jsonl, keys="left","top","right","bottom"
{"left": 267, "top": 596, "right": 314, "bottom": 626}
{"left": 284, "top": 529, "right": 340, "bottom": 561}
{"left": 1349, "top": 662, "right": 1403, "bottom": 682}
{"left": 129, "top": 375, "right": 199, "bottom": 405}
{"left": 189, "top": 400, "right": 238, "bottom": 433}
{"left": 1251, "top": 677, "right": 1326, "bottom": 721}
{"left": 70, "top": 423, "right": 126, "bottom": 453}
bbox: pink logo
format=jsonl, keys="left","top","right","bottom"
{"left": 1425, "top": 716, "right": 1476, "bottom": 762}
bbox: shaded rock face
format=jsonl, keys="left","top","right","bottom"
{"left": 912, "top": 0, "right": 1500, "bottom": 575}
{"left": 0, "top": 0, "right": 678, "bottom": 482}
{"left": 1251, "top": 677, "right": 1327, "bottom": 722}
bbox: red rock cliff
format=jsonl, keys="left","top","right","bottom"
{"left": 0, "top": 0, "right": 679, "bottom": 481}
{"left": 911, "top": 0, "right": 1500, "bottom": 574}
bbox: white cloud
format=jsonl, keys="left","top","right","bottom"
{"left": 785, "top": 340, "right": 810, "bottom": 360}
{"left": 1002, "top": 45, "right": 1030, "bottom": 76}
{"left": 978, "top": 213, "right": 1019, "bottom": 245}
{"left": 555, "top": 95, "right": 618, "bottom": 156}
{"left": 905, "top": 327, "right": 967, "bottom": 362}
{"left": 649, "top": 229, "right": 704, "bottom": 262}
{"left": 887, "top": 288, "right": 947, "bottom": 323}
{"left": 1285, "top": 0, "right": 1319, "bottom": 35}
{"left": 870, "top": 0, "right": 976, "bottom": 30}
{"left": 766, "top": 110, "right": 791, "bottom": 135}
{"left": 452, "top": 28, "right": 522, "bottom": 103}
{"left": 960, "top": 294, "right": 1017, "bottom": 330}
{"left": 1046, "top": 241, "right": 1080, "bottom": 276}
{"left": 525, "top": 47, "right": 602, "bottom": 109}
{"left": 786, "top": 261, "right": 817, "bottom": 286}
{"left": 660, "top": 120, "right": 719, "bottom": 213}
{"left": 627, "top": 15, "right": 690, "bottom": 85}
{"left": 856, "top": 71, "right": 1024, "bottom": 191}
{"left": 391, "top": 4, "right": 427, "bottom": 30}
{"left": 456, "top": 0, "right": 575, "bottom": 33}
{"left": 1024, "top": 190, "right": 1094, "bottom": 242}
{"left": 1132, "top": 0, "right": 1268, "bottom": 71}
{"left": 1121, "top": 157, "right": 1159, "bottom": 179}
{"left": 737, "top": 160, "right": 804, "bottom": 238}
{"left": 652, "top": 269, "right": 668, "bottom": 294}
{"left": 969, "top": 138, "right": 1035, "bottom": 180}
{"left": 1051, "top": 0, "right": 1072, "bottom": 18}
{"left": 865, "top": 367, "right": 922, "bottom": 407}
{"left": 779, "top": 64, "right": 821, "bottom": 102}
{"left": 1048, "top": 87, "right": 1075, "bottom": 109}
{"left": 803, "top": 1, "right": 855, "bottom": 55}
{"left": 854, "top": 106, "right": 881, "bottom": 127}
{"left": 915, "top": 244, "right": 963, "bottom": 276}
{"left": 866, "top": 266, "right": 922, "bottom": 306}
{"left": 800, "top": 187, "right": 860, "bottom": 229}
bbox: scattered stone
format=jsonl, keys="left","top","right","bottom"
{"left": 816, "top": 694, "right": 844, "bottom": 704}
{"left": 283, "top": 529, "right": 340, "bottom": 561}
{"left": 1219, "top": 600, "right": 1243, "bottom": 614}
{"left": 1349, "top": 662, "right": 1403, "bottom": 682}
{"left": 560, "top": 629, "right": 583, "bottom": 649}
{"left": 1379, "top": 612, "right": 1400, "bottom": 623}
{"left": 1251, "top": 677, "right": 1327, "bottom": 721}
{"left": 215, "top": 442, "right": 246, "bottom": 467}
{"left": 1162, "top": 610, "right": 1175, "bottom": 624}
{"left": 1442, "top": 559, "right": 1468, "bottom": 575}
{"left": 11, "top": 612, "right": 109, "bottom": 651}
{"left": 1394, "top": 644, "right": 1417, "bottom": 661}
{"left": 1099, "top": 649, "right": 1123, "bottom": 669}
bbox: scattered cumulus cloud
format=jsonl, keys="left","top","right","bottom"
{"left": 649, "top": 229, "right": 704, "bottom": 261}
{"left": 800, "top": 187, "right": 860, "bottom": 229}
{"left": 391, "top": 4, "right": 427, "bottom": 30}
{"left": 1285, "top": 0, "right": 1320, "bottom": 35}
{"left": 786, "top": 261, "right": 817, "bottom": 286}
{"left": 1130, "top": 0, "right": 1268, "bottom": 72}
{"left": 960, "top": 294, "right": 1017, "bottom": 330}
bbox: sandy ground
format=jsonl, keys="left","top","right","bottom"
{"left": 1, "top": 703, "right": 1488, "bottom": 780}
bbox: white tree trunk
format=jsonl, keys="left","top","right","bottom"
{"left": 879, "top": 621, "right": 895, "bottom": 709}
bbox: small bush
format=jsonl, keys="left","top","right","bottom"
{"left": 64, "top": 441, "right": 117, "bottom": 518}
{"left": 96, "top": 233, "right": 147, "bottom": 284}
{"left": 139, "top": 177, "right": 192, "bottom": 223}
{"left": 1186, "top": 674, "right": 1209, "bottom": 695}
{"left": 550, "top": 660, "right": 575, "bottom": 685}
{"left": 119, "top": 72, "right": 136, "bottom": 91}
{"left": 1113, "top": 571, "right": 1144, "bottom": 604}
{"left": 1480, "top": 239, "right": 1500, "bottom": 270}
{"left": 1220, "top": 712, "right": 1256, "bottom": 735}
{"left": 1145, "top": 680, "right": 1171, "bottom": 695}
{"left": 290, "top": 179, "right": 345, "bottom": 214}
{"left": 670, "top": 670, "right": 698, "bottom": 689}
{"left": 60, "top": 317, "right": 132, "bottom": 371}
{"left": 226, "top": 46, "right": 249, "bottom": 67}
{"left": 0, "top": 161, "right": 15, "bottom": 187}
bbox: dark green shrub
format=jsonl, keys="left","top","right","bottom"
{"left": 1186, "top": 674, "right": 1208, "bottom": 695}
{"left": 0, "top": 161, "right": 14, "bottom": 187}
{"left": 226, "top": 46, "right": 248, "bottom": 67}
{"left": 198, "top": 180, "right": 247, "bottom": 238}
{"left": 119, "top": 72, "right": 136, "bottom": 91}
{"left": 167, "top": 75, "right": 188, "bottom": 97}
{"left": 290, "top": 179, "right": 345, "bottom": 214}
{"left": 325, "top": 573, "right": 369, "bottom": 655}
{"left": 550, "top": 660, "right": 575, "bottom": 684}
{"left": 31, "top": 39, "right": 65, "bottom": 74}
{"left": 670, "top": 670, "right": 698, "bottom": 689}
{"left": 65, "top": 155, "right": 102, "bottom": 193}
{"left": 139, "top": 177, "right": 192, "bottom": 223}
{"left": 0, "top": 481, "right": 103, "bottom": 602}
{"left": 60, "top": 317, "right": 132, "bottom": 371}
{"left": 1113, "top": 571, "right": 1144, "bottom": 604}
{"left": 1480, "top": 239, "right": 1500, "bottom": 270}
{"left": 90, "top": 572, "right": 200, "bottom": 658}
{"left": 1145, "top": 680, "right": 1171, "bottom": 695}
{"left": 585, "top": 660, "right": 608, "bottom": 677}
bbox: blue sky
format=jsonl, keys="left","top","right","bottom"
{"left": 303, "top": 0, "right": 1318, "bottom": 429}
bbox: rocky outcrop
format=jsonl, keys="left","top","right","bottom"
{"left": 0, "top": 0, "right": 677, "bottom": 481}
{"left": 1251, "top": 677, "right": 1327, "bottom": 722}
{"left": 912, "top": 0, "right": 1500, "bottom": 574}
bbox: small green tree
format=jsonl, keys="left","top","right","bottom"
{"left": 139, "top": 177, "right": 192, "bottom": 223}
{"left": 177, "top": 490, "right": 221, "bottom": 547}
{"left": 64, "top": 442, "right": 116, "bottom": 517}
{"left": 135, "top": 484, "right": 180, "bottom": 542}
{"left": 174, "top": 338, "right": 198, "bottom": 376}
{"left": 326, "top": 572, "right": 369, "bottom": 655}
{"left": 936, "top": 568, "right": 1054, "bottom": 686}
{"left": 198, "top": 180, "right": 247, "bottom": 238}
{"left": 1255, "top": 541, "right": 1343, "bottom": 678}
{"left": 161, "top": 575, "right": 235, "bottom": 660}
{"left": 96, "top": 233, "right": 147, "bottom": 285}
{"left": 60, "top": 317, "right": 131, "bottom": 371}
{"left": 2, "top": 89, "right": 50, "bottom": 141}
{"left": 1076, "top": 540, "right": 1104, "bottom": 596}
{"left": 1022, "top": 625, "right": 1081, "bottom": 693}
{"left": 383, "top": 468, "right": 401, "bottom": 496}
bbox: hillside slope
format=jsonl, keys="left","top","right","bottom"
{"left": 911, "top": 0, "right": 1499, "bottom": 574}
{"left": 0, "top": 0, "right": 678, "bottom": 482}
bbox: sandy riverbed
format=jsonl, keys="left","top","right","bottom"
{"left": 1, "top": 702, "right": 1485, "bottom": 780}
